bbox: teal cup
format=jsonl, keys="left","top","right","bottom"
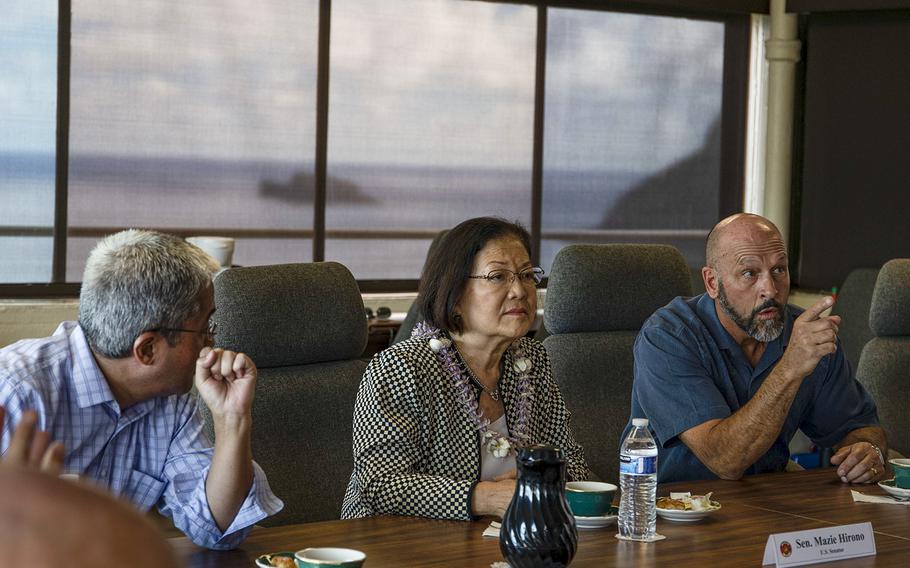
{"left": 565, "top": 481, "right": 617, "bottom": 517}
{"left": 890, "top": 458, "right": 910, "bottom": 489}
{"left": 295, "top": 548, "right": 366, "bottom": 568}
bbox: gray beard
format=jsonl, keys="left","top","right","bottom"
{"left": 717, "top": 280, "right": 785, "bottom": 342}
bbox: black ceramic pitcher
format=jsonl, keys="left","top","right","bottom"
{"left": 499, "top": 445, "right": 578, "bottom": 567}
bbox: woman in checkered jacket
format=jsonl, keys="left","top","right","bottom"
{"left": 342, "top": 217, "right": 591, "bottom": 521}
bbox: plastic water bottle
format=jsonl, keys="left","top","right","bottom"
{"left": 618, "top": 417, "right": 658, "bottom": 540}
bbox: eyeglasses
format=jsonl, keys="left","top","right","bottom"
{"left": 467, "top": 267, "right": 544, "bottom": 288}
{"left": 148, "top": 319, "right": 217, "bottom": 342}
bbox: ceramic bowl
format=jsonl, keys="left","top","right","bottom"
{"left": 565, "top": 481, "right": 617, "bottom": 517}
{"left": 295, "top": 547, "right": 366, "bottom": 568}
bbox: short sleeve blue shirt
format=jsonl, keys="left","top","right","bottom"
{"left": 627, "top": 293, "right": 879, "bottom": 483}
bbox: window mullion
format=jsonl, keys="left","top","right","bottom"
{"left": 52, "top": 0, "right": 72, "bottom": 283}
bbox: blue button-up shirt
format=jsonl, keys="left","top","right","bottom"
{"left": 627, "top": 294, "right": 879, "bottom": 483}
{"left": 0, "top": 322, "right": 283, "bottom": 549}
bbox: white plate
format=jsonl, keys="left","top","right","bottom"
{"left": 255, "top": 552, "right": 295, "bottom": 567}
{"left": 574, "top": 514, "right": 617, "bottom": 529}
{"left": 656, "top": 501, "right": 721, "bottom": 523}
{"left": 878, "top": 479, "right": 910, "bottom": 501}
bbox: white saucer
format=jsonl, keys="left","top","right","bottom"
{"left": 656, "top": 501, "right": 721, "bottom": 523}
{"left": 574, "top": 514, "right": 617, "bottom": 529}
{"left": 878, "top": 479, "right": 910, "bottom": 501}
{"left": 255, "top": 552, "right": 295, "bottom": 568}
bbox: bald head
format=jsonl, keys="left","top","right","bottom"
{"left": 702, "top": 213, "right": 791, "bottom": 342}
{"left": 705, "top": 213, "right": 785, "bottom": 269}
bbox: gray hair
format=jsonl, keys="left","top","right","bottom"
{"left": 78, "top": 230, "right": 219, "bottom": 358}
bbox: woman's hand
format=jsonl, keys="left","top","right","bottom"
{"left": 471, "top": 470, "right": 517, "bottom": 518}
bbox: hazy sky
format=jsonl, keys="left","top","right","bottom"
{"left": 2, "top": 0, "right": 723, "bottom": 172}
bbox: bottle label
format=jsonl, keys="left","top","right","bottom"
{"left": 619, "top": 454, "right": 657, "bottom": 475}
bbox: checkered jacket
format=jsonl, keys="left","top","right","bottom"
{"left": 341, "top": 334, "right": 591, "bottom": 520}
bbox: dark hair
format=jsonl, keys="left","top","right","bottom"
{"left": 416, "top": 217, "right": 532, "bottom": 334}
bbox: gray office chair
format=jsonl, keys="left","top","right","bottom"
{"left": 208, "top": 262, "right": 368, "bottom": 525}
{"left": 392, "top": 231, "right": 448, "bottom": 344}
{"left": 856, "top": 259, "right": 910, "bottom": 457}
{"left": 831, "top": 267, "right": 880, "bottom": 373}
{"left": 542, "top": 244, "right": 692, "bottom": 482}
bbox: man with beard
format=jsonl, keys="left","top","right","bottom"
{"left": 626, "top": 213, "right": 886, "bottom": 483}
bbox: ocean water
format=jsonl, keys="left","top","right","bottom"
{"left": 1, "top": 152, "right": 696, "bottom": 282}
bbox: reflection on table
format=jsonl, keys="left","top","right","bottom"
{"left": 172, "top": 468, "right": 910, "bottom": 567}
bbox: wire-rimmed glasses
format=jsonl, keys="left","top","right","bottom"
{"left": 147, "top": 319, "right": 217, "bottom": 343}
{"left": 467, "top": 267, "right": 544, "bottom": 288}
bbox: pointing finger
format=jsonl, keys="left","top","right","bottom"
{"left": 799, "top": 296, "right": 834, "bottom": 322}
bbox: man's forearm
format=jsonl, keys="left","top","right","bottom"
{"left": 206, "top": 414, "right": 254, "bottom": 532}
{"left": 682, "top": 365, "right": 804, "bottom": 479}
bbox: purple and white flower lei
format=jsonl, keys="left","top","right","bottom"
{"left": 413, "top": 321, "right": 534, "bottom": 457}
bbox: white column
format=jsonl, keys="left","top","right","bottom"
{"left": 763, "top": 0, "right": 801, "bottom": 242}
{"left": 744, "top": 14, "right": 769, "bottom": 215}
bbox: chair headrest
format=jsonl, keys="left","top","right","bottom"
{"left": 544, "top": 244, "right": 693, "bottom": 334}
{"left": 213, "top": 262, "right": 367, "bottom": 367}
{"left": 870, "top": 259, "right": 910, "bottom": 336}
{"left": 831, "top": 267, "right": 880, "bottom": 317}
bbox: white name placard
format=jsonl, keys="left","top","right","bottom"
{"left": 762, "top": 522, "right": 876, "bottom": 566}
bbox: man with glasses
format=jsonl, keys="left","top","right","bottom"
{"left": 0, "top": 230, "right": 282, "bottom": 549}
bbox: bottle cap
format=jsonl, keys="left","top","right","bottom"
{"left": 632, "top": 418, "right": 649, "bottom": 427}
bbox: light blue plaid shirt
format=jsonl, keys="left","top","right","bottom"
{"left": 0, "top": 322, "right": 283, "bottom": 549}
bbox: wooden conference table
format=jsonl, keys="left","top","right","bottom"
{"left": 172, "top": 468, "right": 910, "bottom": 567}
